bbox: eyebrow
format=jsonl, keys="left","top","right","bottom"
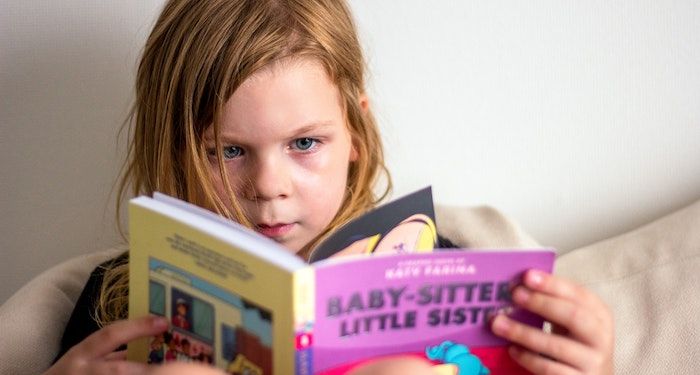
{"left": 205, "top": 121, "right": 336, "bottom": 143}
{"left": 289, "top": 121, "right": 335, "bottom": 136}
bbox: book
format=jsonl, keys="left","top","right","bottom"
{"left": 127, "top": 188, "right": 555, "bottom": 374}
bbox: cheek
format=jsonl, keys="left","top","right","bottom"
{"left": 207, "top": 163, "right": 244, "bottom": 207}
{"left": 207, "top": 167, "right": 226, "bottom": 196}
{"left": 295, "top": 153, "right": 351, "bottom": 214}
{"left": 299, "top": 147, "right": 351, "bottom": 188}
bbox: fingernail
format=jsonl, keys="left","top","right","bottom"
{"left": 512, "top": 287, "right": 530, "bottom": 304}
{"left": 527, "top": 270, "right": 544, "bottom": 286}
{"left": 497, "top": 306, "right": 514, "bottom": 316}
{"left": 492, "top": 315, "right": 511, "bottom": 334}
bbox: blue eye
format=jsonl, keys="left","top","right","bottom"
{"left": 294, "top": 138, "right": 316, "bottom": 151}
{"left": 222, "top": 146, "right": 244, "bottom": 159}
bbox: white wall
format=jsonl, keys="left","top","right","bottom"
{"left": 2, "top": 1, "right": 699, "bottom": 304}
{"left": 1, "top": 0, "right": 164, "bottom": 304}
{"left": 352, "top": 0, "right": 700, "bottom": 250}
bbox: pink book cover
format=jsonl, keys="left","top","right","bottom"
{"left": 307, "top": 249, "right": 555, "bottom": 374}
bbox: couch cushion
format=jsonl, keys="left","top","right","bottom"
{"left": 0, "top": 247, "right": 122, "bottom": 375}
{"left": 436, "top": 204, "right": 540, "bottom": 248}
{"left": 556, "top": 199, "right": 700, "bottom": 375}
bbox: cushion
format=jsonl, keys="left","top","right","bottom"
{"left": 0, "top": 247, "right": 122, "bottom": 375}
{"left": 435, "top": 204, "right": 541, "bottom": 249}
{"left": 556, "top": 199, "right": 700, "bottom": 374}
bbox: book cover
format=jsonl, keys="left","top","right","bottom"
{"left": 127, "top": 190, "right": 554, "bottom": 374}
{"left": 311, "top": 250, "right": 554, "bottom": 374}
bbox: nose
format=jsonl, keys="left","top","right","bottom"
{"left": 245, "top": 154, "right": 291, "bottom": 201}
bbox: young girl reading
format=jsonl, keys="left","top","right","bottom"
{"left": 46, "top": 0, "right": 614, "bottom": 374}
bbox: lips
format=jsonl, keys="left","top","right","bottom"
{"left": 256, "top": 223, "right": 295, "bottom": 238}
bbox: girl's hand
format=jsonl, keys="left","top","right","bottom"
{"left": 491, "top": 270, "right": 614, "bottom": 375}
{"left": 45, "top": 315, "right": 168, "bottom": 375}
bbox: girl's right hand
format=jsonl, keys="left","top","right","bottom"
{"left": 44, "top": 315, "right": 169, "bottom": 375}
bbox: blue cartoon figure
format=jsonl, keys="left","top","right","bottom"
{"left": 426, "top": 341, "right": 490, "bottom": 375}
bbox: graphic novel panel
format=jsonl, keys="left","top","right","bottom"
{"left": 146, "top": 258, "right": 273, "bottom": 375}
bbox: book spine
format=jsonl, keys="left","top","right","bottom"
{"left": 126, "top": 203, "right": 151, "bottom": 363}
{"left": 292, "top": 267, "right": 315, "bottom": 375}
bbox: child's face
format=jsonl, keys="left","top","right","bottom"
{"left": 177, "top": 303, "right": 187, "bottom": 315}
{"left": 204, "top": 59, "right": 357, "bottom": 253}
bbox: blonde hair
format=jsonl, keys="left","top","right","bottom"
{"left": 96, "top": 0, "right": 391, "bottom": 325}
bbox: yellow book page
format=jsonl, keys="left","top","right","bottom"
{"left": 128, "top": 202, "right": 300, "bottom": 374}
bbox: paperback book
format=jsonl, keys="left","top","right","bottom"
{"left": 127, "top": 188, "right": 554, "bottom": 374}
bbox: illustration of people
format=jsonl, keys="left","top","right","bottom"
{"left": 172, "top": 298, "right": 191, "bottom": 330}
{"left": 195, "top": 352, "right": 213, "bottom": 364}
{"left": 177, "top": 338, "right": 193, "bottom": 362}
{"left": 329, "top": 214, "right": 437, "bottom": 258}
{"left": 147, "top": 332, "right": 165, "bottom": 364}
{"left": 164, "top": 332, "right": 178, "bottom": 362}
{"left": 373, "top": 214, "right": 437, "bottom": 254}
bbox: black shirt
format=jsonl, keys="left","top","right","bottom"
{"left": 54, "top": 252, "right": 128, "bottom": 363}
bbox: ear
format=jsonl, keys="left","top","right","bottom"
{"left": 348, "top": 94, "right": 368, "bottom": 162}
{"left": 358, "top": 93, "right": 370, "bottom": 115}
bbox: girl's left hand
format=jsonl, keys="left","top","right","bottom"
{"left": 490, "top": 270, "right": 614, "bottom": 375}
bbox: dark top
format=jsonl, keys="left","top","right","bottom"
{"left": 54, "top": 235, "right": 459, "bottom": 362}
{"left": 54, "top": 252, "right": 128, "bottom": 363}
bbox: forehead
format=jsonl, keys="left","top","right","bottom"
{"left": 212, "top": 58, "right": 346, "bottom": 140}
{"left": 239, "top": 57, "right": 333, "bottom": 90}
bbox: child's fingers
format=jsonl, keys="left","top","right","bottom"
{"left": 76, "top": 315, "right": 169, "bottom": 359}
{"left": 507, "top": 345, "right": 579, "bottom": 375}
{"left": 491, "top": 314, "right": 594, "bottom": 370}
{"left": 523, "top": 270, "right": 610, "bottom": 322}
{"left": 511, "top": 286, "right": 609, "bottom": 348}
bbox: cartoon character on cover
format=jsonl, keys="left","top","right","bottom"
{"left": 177, "top": 338, "right": 193, "bottom": 362}
{"left": 163, "top": 331, "right": 177, "bottom": 362}
{"left": 426, "top": 341, "right": 490, "bottom": 375}
{"left": 330, "top": 214, "right": 437, "bottom": 258}
{"left": 148, "top": 332, "right": 165, "bottom": 364}
{"left": 172, "top": 298, "right": 191, "bottom": 330}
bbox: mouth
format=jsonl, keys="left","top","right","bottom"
{"left": 255, "top": 223, "right": 296, "bottom": 238}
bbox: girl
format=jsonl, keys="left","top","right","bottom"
{"left": 47, "top": 0, "right": 613, "bottom": 374}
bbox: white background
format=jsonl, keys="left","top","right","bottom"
{"left": 2, "top": 0, "right": 699, "bottom": 303}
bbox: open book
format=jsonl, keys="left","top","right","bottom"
{"left": 127, "top": 188, "right": 554, "bottom": 374}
